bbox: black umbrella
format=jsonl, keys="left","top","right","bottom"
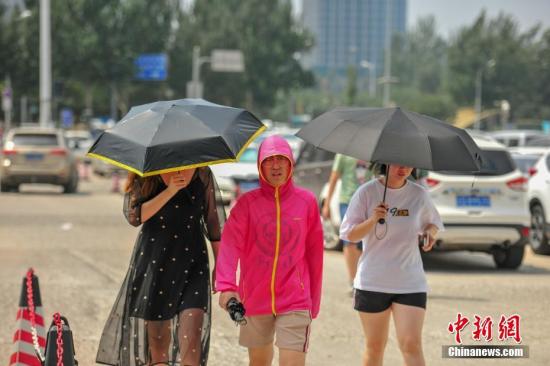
{"left": 296, "top": 107, "right": 483, "bottom": 223}
{"left": 88, "top": 99, "right": 266, "bottom": 177}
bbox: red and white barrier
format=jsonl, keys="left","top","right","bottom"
{"left": 9, "top": 269, "right": 46, "bottom": 366}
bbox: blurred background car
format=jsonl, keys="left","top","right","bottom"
{"left": 421, "top": 134, "right": 530, "bottom": 269}
{"left": 488, "top": 129, "right": 544, "bottom": 147}
{"left": 521, "top": 148, "right": 550, "bottom": 254}
{"left": 525, "top": 136, "right": 550, "bottom": 147}
{"left": 1, "top": 127, "right": 79, "bottom": 193}
{"left": 65, "top": 129, "right": 94, "bottom": 180}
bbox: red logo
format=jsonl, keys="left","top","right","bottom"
{"left": 448, "top": 313, "right": 522, "bottom": 344}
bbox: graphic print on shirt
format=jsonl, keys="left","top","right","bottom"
{"left": 254, "top": 211, "right": 301, "bottom": 270}
{"left": 389, "top": 207, "right": 410, "bottom": 217}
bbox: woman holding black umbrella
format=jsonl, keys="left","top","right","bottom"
{"left": 340, "top": 164, "right": 443, "bottom": 366}
{"left": 96, "top": 167, "right": 225, "bottom": 366}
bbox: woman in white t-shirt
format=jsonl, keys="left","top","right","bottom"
{"left": 340, "top": 164, "right": 443, "bottom": 366}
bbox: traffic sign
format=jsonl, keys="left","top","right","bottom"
{"left": 60, "top": 108, "right": 74, "bottom": 128}
{"left": 135, "top": 54, "right": 168, "bottom": 81}
{"left": 2, "top": 86, "right": 12, "bottom": 112}
{"left": 211, "top": 49, "right": 244, "bottom": 72}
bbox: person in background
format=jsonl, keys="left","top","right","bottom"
{"left": 216, "top": 135, "right": 324, "bottom": 366}
{"left": 322, "top": 154, "right": 371, "bottom": 295}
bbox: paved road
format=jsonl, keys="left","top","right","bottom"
{"left": 1, "top": 177, "right": 550, "bottom": 365}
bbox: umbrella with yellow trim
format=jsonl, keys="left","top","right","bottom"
{"left": 87, "top": 98, "right": 266, "bottom": 177}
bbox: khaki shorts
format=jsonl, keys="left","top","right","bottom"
{"left": 239, "top": 310, "right": 312, "bottom": 353}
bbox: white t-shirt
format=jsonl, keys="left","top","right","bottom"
{"left": 340, "top": 179, "right": 444, "bottom": 293}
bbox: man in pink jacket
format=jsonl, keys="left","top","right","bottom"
{"left": 216, "top": 135, "right": 324, "bottom": 366}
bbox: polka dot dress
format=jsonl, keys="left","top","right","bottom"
{"left": 96, "top": 168, "right": 224, "bottom": 366}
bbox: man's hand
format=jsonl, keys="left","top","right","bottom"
{"left": 219, "top": 291, "right": 240, "bottom": 310}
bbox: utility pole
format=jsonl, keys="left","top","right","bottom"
{"left": 187, "top": 46, "right": 210, "bottom": 98}
{"left": 39, "top": 0, "right": 52, "bottom": 127}
{"left": 382, "top": 0, "right": 392, "bottom": 107}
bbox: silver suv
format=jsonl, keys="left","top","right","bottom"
{"left": 1, "top": 127, "right": 78, "bottom": 193}
{"left": 421, "top": 135, "right": 530, "bottom": 269}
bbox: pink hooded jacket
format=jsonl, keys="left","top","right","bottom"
{"left": 215, "top": 135, "right": 324, "bottom": 318}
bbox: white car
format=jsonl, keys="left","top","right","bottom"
{"left": 422, "top": 135, "right": 530, "bottom": 269}
{"left": 513, "top": 148, "right": 550, "bottom": 254}
{"left": 488, "top": 129, "right": 544, "bottom": 147}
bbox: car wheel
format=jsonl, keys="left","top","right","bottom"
{"left": 493, "top": 245, "right": 525, "bottom": 269}
{"left": 530, "top": 204, "right": 550, "bottom": 254}
{"left": 321, "top": 215, "right": 343, "bottom": 251}
{"left": 63, "top": 170, "right": 79, "bottom": 194}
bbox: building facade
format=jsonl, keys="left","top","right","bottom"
{"left": 301, "top": 0, "right": 406, "bottom": 90}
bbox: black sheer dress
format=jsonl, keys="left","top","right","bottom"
{"left": 96, "top": 167, "right": 224, "bottom": 366}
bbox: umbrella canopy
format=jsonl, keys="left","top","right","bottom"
{"left": 296, "top": 107, "right": 482, "bottom": 172}
{"left": 88, "top": 99, "right": 266, "bottom": 176}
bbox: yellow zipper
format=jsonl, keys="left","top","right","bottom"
{"left": 271, "top": 187, "right": 281, "bottom": 315}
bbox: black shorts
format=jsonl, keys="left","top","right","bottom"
{"left": 354, "top": 289, "right": 427, "bottom": 313}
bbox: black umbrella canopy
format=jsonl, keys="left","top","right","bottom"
{"left": 296, "top": 107, "right": 482, "bottom": 172}
{"left": 88, "top": 99, "right": 266, "bottom": 176}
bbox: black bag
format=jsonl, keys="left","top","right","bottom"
{"left": 43, "top": 315, "right": 78, "bottom": 366}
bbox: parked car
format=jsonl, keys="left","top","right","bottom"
{"left": 525, "top": 136, "right": 550, "bottom": 147}
{"left": 1, "top": 127, "right": 79, "bottom": 193}
{"left": 421, "top": 135, "right": 530, "bottom": 269}
{"left": 518, "top": 148, "right": 550, "bottom": 254}
{"left": 488, "top": 129, "right": 544, "bottom": 147}
{"left": 509, "top": 147, "right": 548, "bottom": 177}
{"left": 64, "top": 129, "right": 94, "bottom": 164}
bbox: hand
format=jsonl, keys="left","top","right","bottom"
{"left": 219, "top": 291, "right": 240, "bottom": 310}
{"left": 211, "top": 265, "right": 217, "bottom": 294}
{"left": 321, "top": 204, "right": 330, "bottom": 220}
{"left": 421, "top": 232, "right": 437, "bottom": 252}
{"left": 166, "top": 173, "right": 189, "bottom": 194}
{"left": 370, "top": 203, "right": 388, "bottom": 223}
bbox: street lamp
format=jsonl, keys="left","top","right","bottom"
{"left": 360, "top": 60, "right": 376, "bottom": 97}
{"left": 474, "top": 59, "right": 496, "bottom": 130}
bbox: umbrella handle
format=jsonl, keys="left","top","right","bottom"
{"left": 378, "top": 164, "right": 390, "bottom": 226}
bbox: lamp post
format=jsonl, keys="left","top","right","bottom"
{"left": 39, "top": 0, "right": 52, "bottom": 127}
{"left": 474, "top": 59, "right": 496, "bottom": 130}
{"left": 360, "top": 60, "right": 376, "bottom": 97}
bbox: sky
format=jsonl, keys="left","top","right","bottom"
{"left": 293, "top": 0, "right": 550, "bottom": 39}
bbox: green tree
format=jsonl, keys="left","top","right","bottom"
{"left": 392, "top": 16, "right": 448, "bottom": 94}
{"left": 447, "top": 11, "right": 540, "bottom": 120}
{"left": 191, "top": 0, "right": 313, "bottom": 114}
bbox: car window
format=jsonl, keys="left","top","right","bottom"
{"left": 526, "top": 138, "right": 550, "bottom": 147}
{"left": 511, "top": 154, "right": 542, "bottom": 174}
{"left": 525, "top": 135, "right": 541, "bottom": 144}
{"left": 439, "top": 150, "right": 515, "bottom": 176}
{"left": 12, "top": 134, "right": 59, "bottom": 146}
{"left": 508, "top": 138, "right": 519, "bottom": 147}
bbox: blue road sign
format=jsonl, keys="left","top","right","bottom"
{"left": 135, "top": 54, "right": 168, "bottom": 81}
{"left": 61, "top": 108, "right": 74, "bottom": 128}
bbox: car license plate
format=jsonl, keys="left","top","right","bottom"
{"left": 239, "top": 180, "right": 259, "bottom": 193}
{"left": 25, "top": 153, "right": 44, "bottom": 161}
{"left": 456, "top": 195, "right": 491, "bottom": 207}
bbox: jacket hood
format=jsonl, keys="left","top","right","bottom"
{"left": 257, "top": 135, "right": 295, "bottom": 192}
